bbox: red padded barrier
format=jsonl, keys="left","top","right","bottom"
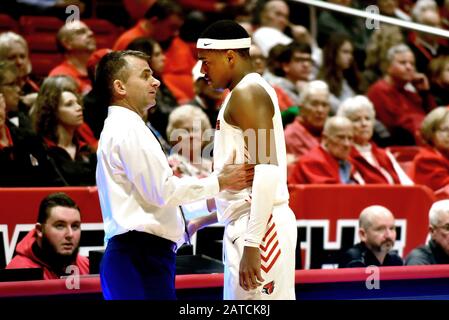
{"left": 289, "top": 184, "right": 436, "bottom": 258}
{"left": 0, "top": 265, "right": 448, "bottom": 298}
{"left": 0, "top": 187, "right": 102, "bottom": 240}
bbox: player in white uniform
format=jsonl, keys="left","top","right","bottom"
{"left": 189, "top": 20, "right": 297, "bottom": 300}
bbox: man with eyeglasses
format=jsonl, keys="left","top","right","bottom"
{"left": 0, "top": 61, "right": 32, "bottom": 131}
{"left": 405, "top": 200, "right": 449, "bottom": 265}
{"left": 269, "top": 42, "right": 313, "bottom": 107}
{"left": 0, "top": 61, "right": 59, "bottom": 186}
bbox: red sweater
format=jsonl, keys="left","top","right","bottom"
{"left": 350, "top": 143, "right": 401, "bottom": 184}
{"left": 367, "top": 79, "right": 435, "bottom": 143}
{"left": 6, "top": 229, "right": 89, "bottom": 280}
{"left": 284, "top": 118, "right": 320, "bottom": 159}
{"left": 411, "top": 146, "right": 449, "bottom": 192}
{"left": 288, "top": 145, "right": 361, "bottom": 184}
{"left": 48, "top": 60, "right": 92, "bottom": 95}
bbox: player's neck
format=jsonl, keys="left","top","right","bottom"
{"left": 229, "top": 63, "right": 253, "bottom": 90}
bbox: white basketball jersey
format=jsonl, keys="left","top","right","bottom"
{"left": 213, "top": 73, "right": 289, "bottom": 224}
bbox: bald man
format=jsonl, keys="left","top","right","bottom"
{"left": 288, "top": 116, "right": 364, "bottom": 184}
{"left": 339, "top": 205, "right": 403, "bottom": 268}
{"left": 49, "top": 21, "right": 97, "bottom": 95}
{"left": 405, "top": 200, "right": 449, "bottom": 265}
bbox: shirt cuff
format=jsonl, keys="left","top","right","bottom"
{"left": 203, "top": 175, "right": 220, "bottom": 196}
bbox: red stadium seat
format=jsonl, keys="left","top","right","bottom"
{"left": 19, "top": 16, "right": 64, "bottom": 35}
{"left": 0, "top": 14, "right": 19, "bottom": 33}
{"left": 24, "top": 33, "right": 58, "bottom": 52}
{"left": 387, "top": 146, "right": 422, "bottom": 176}
{"left": 387, "top": 145, "right": 422, "bottom": 162}
{"left": 83, "top": 18, "right": 121, "bottom": 49}
{"left": 30, "top": 52, "right": 63, "bottom": 78}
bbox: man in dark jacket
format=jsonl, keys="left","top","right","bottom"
{"left": 405, "top": 200, "right": 449, "bottom": 265}
{"left": 339, "top": 205, "right": 403, "bottom": 268}
{"left": 6, "top": 193, "right": 89, "bottom": 279}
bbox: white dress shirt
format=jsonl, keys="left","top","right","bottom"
{"left": 96, "top": 106, "right": 220, "bottom": 244}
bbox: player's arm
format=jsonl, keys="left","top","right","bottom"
{"left": 226, "top": 83, "right": 280, "bottom": 291}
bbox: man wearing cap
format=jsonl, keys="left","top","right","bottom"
{"left": 188, "top": 20, "right": 297, "bottom": 300}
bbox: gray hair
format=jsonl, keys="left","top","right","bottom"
{"left": 0, "top": 32, "right": 31, "bottom": 74}
{"left": 298, "top": 80, "right": 330, "bottom": 106}
{"left": 0, "top": 31, "right": 29, "bottom": 58}
{"left": 337, "top": 95, "right": 376, "bottom": 120}
{"left": 429, "top": 200, "right": 449, "bottom": 226}
{"left": 166, "top": 104, "right": 212, "bottom": 142}
{"left": 322, "top": 116, "right": 353, "bottom": 137}
{"left": 359, "top": 205, "right": 394, "bottom": 229}
{"left": 386, "top": 44, "right": 412, "bottom": 63}
{"left": 411, "top": 0, "right": 438, "bottom": 22}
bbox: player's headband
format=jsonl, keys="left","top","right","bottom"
{"left": 196, "top": 37, "right": 251, "bottom": 50}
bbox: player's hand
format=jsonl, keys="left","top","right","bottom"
{"left": 239, "top": 246, "right": 264, "bottom": 291}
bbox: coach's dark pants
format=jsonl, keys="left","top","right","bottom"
{"left": 100, "top": 231, "right": 177, "bottom": 300}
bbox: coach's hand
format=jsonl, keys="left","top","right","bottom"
{"left": 217, "top": 150, "right": 254, "bottom": 192}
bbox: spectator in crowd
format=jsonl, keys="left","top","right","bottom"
{"left": 284, "top": 80, "right": 330, "bottom": 164}
{"left": 317, "top": 0, "right": 370, "bottom": 67}
{"left": 0, "top": 61, "right": 32, "bottom": 132}
{"left": 114, "top": 0, "right": 195, "bottom": 102}
{"left": 0, "top": 31, "right": 39, "bottom": 109}
{"left": 405, "top": 199, "right": 449, "bottom": 265}
{"left": 33, "top": 76, "right": 97, "bottom": 186}
{"left": 367, "top": 44, "right": 436, "bottom": 145}
{"left": 407, "top": 9, "right": 449, "bottom": 74}
{"left": 83, "top": 48, "right": 112, "bottom": 139}
{"left": 317, "top": 33, "right": 360, "bottom": 115}
{"left": 249, "top": 44, "right": 294, "bottom": 112}
{"left": 6, "top": 192, "right": 89, "bottom": 279}
{"left": 361, "top": 25, "right": 405, "bottom": 93}
{"left": 189, "top": 60, "right": 224, "bottom": 128}
{"left": 411, "top": 0, "right": 439, "bottom": 21}
{"left": 252, "top": 0, "right": 321, "bottom": 71}
{"left": 166, "top": 104, "right": 213, "bottom": 178}
{"left": 428, "top": 55, "right": 449, "bottom": 106}
{"left": 270, "top": 41, "right": 313, "bottom": 107}
{"left": 288, "top": 116, "right": 364, "bottom": 184}
{"left": 166, "top": 104, "right": 216, "bottom": 223}
{"left": 337, "top": 95, "right": 414, "bottom": 185}
{"left": 127, "top": 37, "right": 178, "bottom": 141}
{"left": 411, "top": 107, "right": 449, "bottom": 198}
{"left": 339, "top": 205, "right": 403, "bottom": 267}
{"left": 0, "top": 89, "right": 60, "bottom": 187}
{"left": 49, "top": 20, "right": 97, "bottom": 95}
{"left": 377, "top": 0, "right": 411, "bottom": 20}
